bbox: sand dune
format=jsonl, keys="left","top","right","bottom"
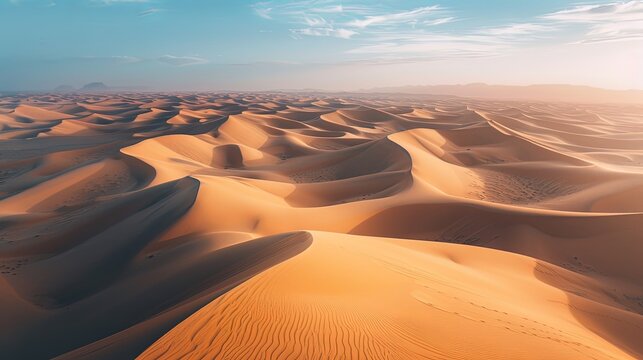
{"left": 140, "top": 232, "right": 640, "bottom": 360}
{"left": 0, "top": 92, "right": 641, "bottom": 359}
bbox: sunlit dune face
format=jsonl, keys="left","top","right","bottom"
{"left": 0, "top": 93, "right": 641, "bottom": 359}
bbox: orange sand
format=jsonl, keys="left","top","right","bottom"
{"left": 0, "top": 93, "right": 641, "bottom": 359}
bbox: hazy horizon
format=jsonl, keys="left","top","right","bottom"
{"left": 4, "top": 81, "right": 643, "bottom": 94}
{"left": 1, "top": 0, "right": 642, "bottom": 91}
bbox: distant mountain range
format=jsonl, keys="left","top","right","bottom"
{"left": 42, "top": 83, "right": 643, "bottom": 104}
{"left": 360, "top": 83, "right": 643, "bottom": 104}
{"left": 52, "top": 82, "right": 147, "bottom": 93}
{"left": 53, "top": 82, "right": 109, "bottom": 92}
{"left": 81, "top": 82, "right": 109, "bottom": 91}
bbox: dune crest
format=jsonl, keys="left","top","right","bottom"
{"left": 139, "top": 232, "right": 638, "bottom": 360}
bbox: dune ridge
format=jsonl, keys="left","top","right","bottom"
{"left": 0, "top": 92, "right": 641, "bottom": 359}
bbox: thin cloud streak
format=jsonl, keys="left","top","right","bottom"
{"left": 476, "top": 23, "right": 555, "bottom": 39}
{"left": 346, "top": 5, "right": 442, "bottom": 28}
{"left": 252, "top": 1, "right": 454, "bottom": 42}
{"left": 290, "top": 27, "right": 357, "bottom": 39}
{"left": 544, "top": 1, "right": 643, "bottom": 43}
{"left": 139, "top": 8, "right": 163, "bottom": 17}
{"left": 158, "top": 55, "right": 209, "bottom": 66}
{"left": 94, "top": 0, "right": 150, "bottom": 4}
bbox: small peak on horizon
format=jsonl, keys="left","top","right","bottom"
{"left": 81, "top": 82, "right": 109, "bottom": 91}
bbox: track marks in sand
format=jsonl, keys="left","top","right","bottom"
{"left": 467, "top": 169, "right": 580, "bottom": 206}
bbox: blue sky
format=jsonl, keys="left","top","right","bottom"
{"left": 1, "top": 0, "right": 642, "bottom": 90}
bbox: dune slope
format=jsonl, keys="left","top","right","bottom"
{"left": 140, "top": 232, "right": 640, "bottom": 360}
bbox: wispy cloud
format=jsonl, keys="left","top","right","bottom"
{"left": 544, "top": 1, "right": 643, "bottom": 43}
{"left": 253, "top": 3, "right": 273, "bottom": 19}
{"left": 94, "top": 0, "right": 150, "bottom": 4}
{"left": 253, "top": 1, "right": 453, "bottom": 41}
{"left": 139, "top": 8, "right": 163, "bottom": 17}
{"left": 290, "top": 27, "right": 357, "bottom": 39}
{"left": 346, "top": 5, "right": 442, "bottom": 28}
{"left": 346, "top": 32, "right": 508, "bottom": 59}
{"left": 227, "top": 60, "right": 301, "bottom": 66}
{"left": 311, "top": 4, "right": 344, "bottom": 13}
{"left": 424, "top": 17, "right": 456, "bottom": 26}
{"left": 476, "top": 23, "right": 554, "bottom": 37}
{"left": 585, "top": 20, "right": 643, "bottom": 42}
{"left": 75, "top": 55, "right": 142, "bottom": 63}
{"left": 253, "top": 1, "right": 639, "bottom": 64}
{"left": 544, "top": 1, "right": 643, "bottom": 22}
{"left": 158, "top": 55, "right": 209, "bottom": 66}
{"left": 8, "top": 0, "right": 56, "bottom": 5}
{"left": 268, "top": 1, "right": 370, "bottom": 16}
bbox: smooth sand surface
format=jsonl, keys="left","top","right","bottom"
{"left": 0, "top": 93, "right": 641, "bottom": 359}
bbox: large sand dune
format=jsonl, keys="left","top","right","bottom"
{"left": 0, "top": 93, "right": 641, "bottom": 359}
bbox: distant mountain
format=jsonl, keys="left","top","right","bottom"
{"left": 81, "top": 82, "right": 109, "bottom": 91}
{"left": 53, "top": 85, "right": 75, "bottom": 92}
{"left": 361, "top": 83, "right": 643, "bottom": 104}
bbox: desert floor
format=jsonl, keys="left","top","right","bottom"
{"left": 0, "top": 92, "right": 642, "bottom": 359}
